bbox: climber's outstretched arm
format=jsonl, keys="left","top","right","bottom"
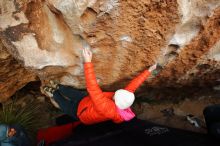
{"left": 124, "top": 64, "right": 157, "bottom": 93}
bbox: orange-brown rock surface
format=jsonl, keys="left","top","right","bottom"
{"left": 0, "top": 0, "right": 220, "bottom": 102}
{"left": 0, "top": 40, "right": 36, "bottom": 102}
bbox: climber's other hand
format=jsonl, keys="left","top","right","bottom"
{"left": 148, "top": 64, "right": 157, "bottom": 72}
{"left": 82, "top": 48, "right": 92, "bottom": 62}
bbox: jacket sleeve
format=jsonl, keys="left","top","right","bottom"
{"left": 84, "top": 63, "right": 119, "bottom": 119}
{"left": 124, "top": 70, "right": 151, "bottom": 93}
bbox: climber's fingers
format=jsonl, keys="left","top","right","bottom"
{"left": 148, "top": 64, "right": 157, "bottom": 72}
{"left": 82, "top": 48, "right": 92, "bottom": 62}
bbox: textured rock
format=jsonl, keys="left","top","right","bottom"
{"left": 153, "top": 6, "right": 220, "bottom": 87}
{"left": 0, "top": 40, "right": 37, "bottom": 102}
{"left": 0, "top": 0, "right": 220, "bottom": 101}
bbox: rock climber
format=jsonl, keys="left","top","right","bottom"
{"left": 43, "top": 47, "right": 157, "bottom": 125}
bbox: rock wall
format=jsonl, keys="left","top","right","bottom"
{"left": 0, "top": 40, "right": 36, "bottom": 102}
{"left": 0, "top": 0, "right": 220, "bottom": 101}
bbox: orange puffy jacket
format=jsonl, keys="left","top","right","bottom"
{"left": 77, "top": 62, "right": 151, "bottom": 125}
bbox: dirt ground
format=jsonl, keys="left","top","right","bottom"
{"left": 4, "top": 82, "right": 220, "bottom": 134}
{"left": 133, "top": 96, "right": 220, "bottom": 133}
{"left": 133, "top": 86, "right": 220, "bottom": 133}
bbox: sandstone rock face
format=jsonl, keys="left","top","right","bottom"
{"left": 0, "top": 0, "right": 220, "bottom": 101}
{"left": 0, "top": 40, "right": 36, "bottom": 102}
